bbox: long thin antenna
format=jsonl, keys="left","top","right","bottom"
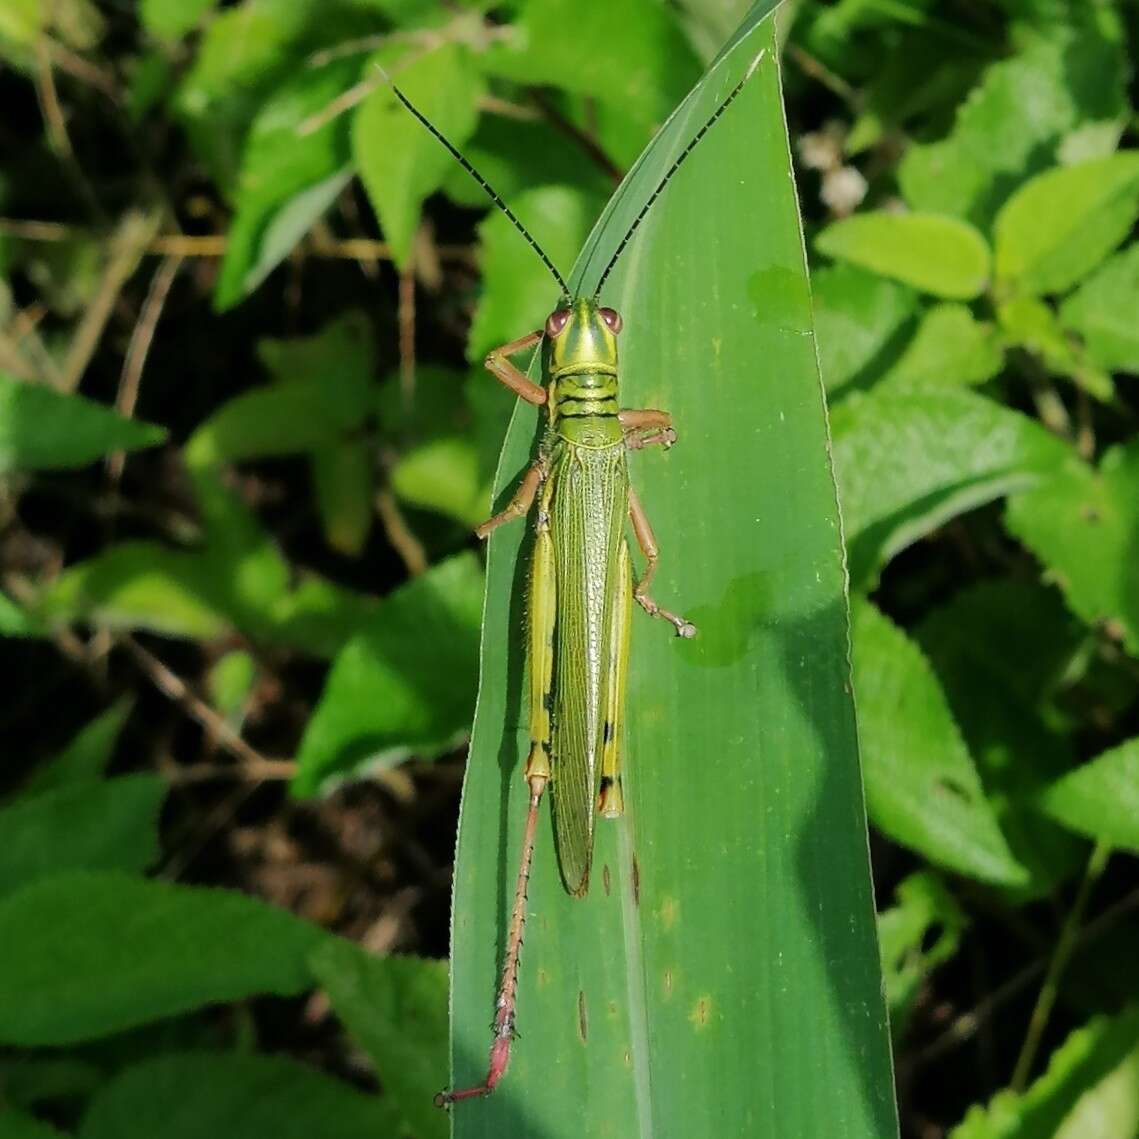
{"left": 592, "top": 49, "right": 766, "bottom": 299}
{"left": 375, "top": 65, "right": 570, "bottom": 297}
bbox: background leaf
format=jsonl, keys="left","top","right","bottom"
{"left": 1040, "top": 739, "right": 1139, "bottom": 852}
{"left": 815, "top": 212, "right": 991, "bottom": 299}
{"left": 0, "top": 872, "right": 326, "bottom": 1046}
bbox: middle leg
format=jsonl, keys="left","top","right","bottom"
{"left": 620, "top": 408, "right": 677, "bottom": 451}
{"left": 628, "top": 487, "right": 696, "bottom": 638}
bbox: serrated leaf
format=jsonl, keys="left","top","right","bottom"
{"left": 952, "top": 1009, "right": 1139, "bottom": 1139}
{"left": 917, "top": 582, "right": 1083, "bottom": 897}
{"left": 451, "top": 12, "right": 898, "bottom": 1136}
{"left": 899, "top": 21, "right": 1128, "bottom": 228}
{"left": 214, "top": 58, "right": 359, "bottom": 308}
{"left": 1005, "top": 441, "right": 1139, "bottom": 656}
{"left": 309, "top": 940, "right": 447, "bottom": 1139}
{"left": 0, "top": 373, "right": 166, "bottom": 473}
{"left": 831, "top": 388, "right": 1068, "bottom": 588}
{"left": 0, "top": 1111, "right": 67, "bottom": 1139}
{"left": 994, "top": 153, "right": 1139, "bottom": 296}
{"left": 23, "top": 698, "right": 133, "bottom": 793}
{"left": 0, "top": 776, "right": 165, "bottom": 898}
{"left": 811, "top": 263, "right": 917, "bottom": 394}
{"left": 36, "top": 542, "right": 230, "bottom": 639}
{"left": 877, "top": 303, "right": 1003, "bottom": 393}
{"left": 852, "top": 599, "right": 1027, "bottom": 886}
{"left": 292, "top": 552, "right": 483, "bottom": 794}
{"left": 0, "top": 872, "right": 326, "bottom": 1046}
{"left": 1059, "top": 243, "right": 1139, "bottom": 375}
{"left": 467, "top": 185, "right": 605, "bottom": 362}
{"left": 816, "top": 212, "right": 991, "bottom": 299}
{"left": 878, "top": 872, "right": 967, "bottom": 1037}
{"left": 354, "top": 43, "right": 484, "bottom": 268}
{"left": 999, "top": 295, "right": 1113, "bottom": 401}
{"left": 481, "top": 0, "right": 700, "bottom": 125}
{"left": 1040, "top": 738, "right": 1139, "bottom": 851}
{"left": 140, "top": 0, "right": 214, "bottom": 40}
{"left": 79, "top": 1052, "right": 397, "bottom": 1139}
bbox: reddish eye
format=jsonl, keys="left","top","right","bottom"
{"left": 545, "top": 309, "right": 570, "bottom": 337}
{"left": 599, "top": 307, "right": 623, "bottom": 334}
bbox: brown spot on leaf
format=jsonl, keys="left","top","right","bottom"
{"left": 577, "top": 991, "right": 588, "bottom": 1044}
{"left": 602, "top": 864, "right": 611, "bottom": 896}
{"left": 690, "top": 995, "right": 712, "bottom": 1030}
{"left": 631, "top": 854, "right": 640, "bottom": 905}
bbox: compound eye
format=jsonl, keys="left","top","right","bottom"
{"left": 545, "top": 309, "right": 570, "bottom": 337}
{"left": 599, "top": 307, "right": 623, "bottom": 334}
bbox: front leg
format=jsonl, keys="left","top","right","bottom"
{"left": 620, "top": 408, "right": 677, "bottom": 450}
{"left": 486, "top": 331, "right": 547, "bottom": 406}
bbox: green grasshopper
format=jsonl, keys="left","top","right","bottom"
{"left": 381, "top": 56, "right": 761, "bottom": 1105}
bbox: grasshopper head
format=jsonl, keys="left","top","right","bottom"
{"left": 544, "top": 298, "right": 622, "bottom": 377}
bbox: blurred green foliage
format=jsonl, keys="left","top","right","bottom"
{"left": 0, "top": 0, "right": 1138, "bottom": 1135}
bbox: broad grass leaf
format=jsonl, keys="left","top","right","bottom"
{"left": 852, "top": 599, "right": 1028, "bottom": 887}
{"left": 0, "top": 872, "right": 326, "bottom": 1046}
{"left": 450, "top": 8, "right": 898, "bottom": 1136}
{"left": 815, "top": 211, "right": 990, "bottom": 299}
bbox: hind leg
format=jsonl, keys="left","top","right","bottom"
{"left": 598, "top": 540, "right": 633, "bottom": 818}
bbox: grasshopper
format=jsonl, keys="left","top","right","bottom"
{"left": 380, "top": 57, "right": 761, "bottom": 1105}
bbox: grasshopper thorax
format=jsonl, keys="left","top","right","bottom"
{"left": 544, "top": 298, "right": 622, "bottom": 380}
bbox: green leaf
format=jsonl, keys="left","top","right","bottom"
{"left": 451, "top": 13, "right": 897, "bottom": 1136}
{"left": 899, "top": 20, "right": 1128, "bottom": 228}
{"left": 0, "top": 1111, "right": 67, "bottom": 1139}
{"left": 292, "top": 552, "right": 483, "bottom": 794}
{"left": 810, "top": 263, "right": 917, "bottom": 395}
{"left": 214, "top": 57, "right": 359, "bottom": 309}
{"left": 482, "top": 0, "right": 701, "bottom": 126}
{"left": 309, "top": 940, "right": 448, "bottom": 1139}
{"left": 994, "top": 153, "right": 1139, "bottom": 296}
{"left": 207, "top": 650, "right": 257, "bottom": 720}
{"left": 36, "top": 541, "right": 230, "bottom": 639}
{"left": 390, "top": 436, "right": 487, "bottom": 527}
{"left": 79, "top": 1052, "right": 397, "bottom": 1139}
{"left": 1059, "top": 243, "right": 1139, "bottom": 375}
{"left": 467, "top": 184, "right": 605, "bottom": 362}
{"left": 877, "top": 303, "right": 1004, "bottom": 393}
{"left": 998, "top": 296, "right": 1113, "bottom": 402}
{"left": 313, "top": 440, "right": 373, "bottom": 556}
{"left": 1040, "top": 738, "right": 1139, "bottom": 852}
{"left": 916, "top": 582, "right": 1083, "bottom": 897}
{"left": 815, "top": 212, "right": 991, "bottom": 299}
{"left": 852, "top": 599, "right": 1027, "bottom": 886}
{"left": 23, "top": 698, "right": 132, "bottom": 793}
{"left": 1005, "top": 441, "right": 1139, "bottom": 657}
{"left": 952, "top": 1009, "right": 1139, "bottom": 1139}
{"left": 0, "top": 373, "right": 166, "bottom": 473}
{"left": 0, "top": 871, "right": 326, "bottom": 1046}
{"left": 831, "top": 388, "right": 1068, "bottom": 589}
{"left": 878, "top": 872, "right": 967, "bottom": 1037}
{"left": 0, "top": 776, "right": 166, "bottom": 898}
{"left": 354, "top": 43, "right": 485, "bottom": 269}
{"left": 139, "top": 0, "right": 214, "bottom": 40}
{"left": 0, "top": 590, "right": 44, "bottom": 637}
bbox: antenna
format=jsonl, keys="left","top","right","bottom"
{"left": 592, "top": 49, "right": 766, "bottom": 299}
{"left": 375, "top": 65, "right": 571, "bottom": 297}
